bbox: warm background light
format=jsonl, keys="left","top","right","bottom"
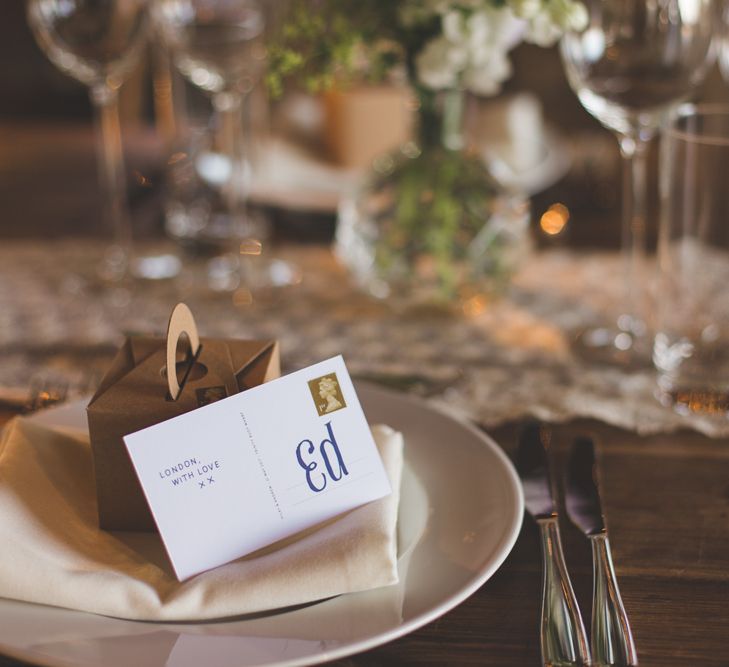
{"left": 240, "top": 239, "right": 263, "bottom": 255}
{"left": 540, "top": 203, "right": 570, "bottom": 236}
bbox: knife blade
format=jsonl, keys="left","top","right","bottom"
{"left": 565, "top": 436, "right": 604, "bottom": 536}
{"left": 516, "top": 422, "right": 555, "bottom": 519}
{"left": 516, "top": 422, "right": 590, "bottom": 667}
{"left": 566, "top": 436, "right": 638, "bottom": 666}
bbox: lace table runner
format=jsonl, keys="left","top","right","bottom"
{"left": 1, "top": 240, "right": 726, "bottom": 437}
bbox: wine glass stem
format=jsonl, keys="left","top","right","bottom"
{"left": 90, "top": 83, "right": 132, "bottom": 279}
{"left": 618, "top": 134, "right": 649, "bottom": 339}
{"left": 213, "top": 91, "right": 247, "bottom": 231}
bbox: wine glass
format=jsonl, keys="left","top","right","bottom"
{"left": 717, "top": 0, "right": 729, "bottom": 82}
{"left": 27, "top": 0, "right": 149, "bottom": 283}
{"left": 560, "top": 0, "right": 716, "bottom": 363}
{"left": 154, "top": 0, "right": 270, "bottom": 293}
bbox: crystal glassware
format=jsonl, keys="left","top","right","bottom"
{"left": 718, "top": 0, "right": 729, "bottom": 82}
{"left": 654, "top": 104, "right": 729, "bottom": 416}
{"left": 27, "top": 0, "right": 149, "bottom": 282}
{"left": 560, "top": 0, "right": 716, "bottom": 363}
{"left": 154, "top": 0, "right": 269, "bottom": 293}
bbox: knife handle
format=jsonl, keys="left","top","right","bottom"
{"left": 590, "top": 534, "right": 638, "bottom": 666}
{"left": 537, "top": 516, "right": 591, "bottom": 666}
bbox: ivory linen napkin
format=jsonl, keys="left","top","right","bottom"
{"left": 0, "top": 415, "right": 403, "bottom": 621}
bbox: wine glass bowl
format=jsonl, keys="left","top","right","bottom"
{"left": 717, "top": 0, "right": 729, "bottom": 83}
{"left": 27, "top": 0, "right": 147, "bottom": 89}
{"left": 155, "top": 0, "right": 266, "bottom": 96}
{"left": 562, "top": 3, "right": 715, "bottom": 139}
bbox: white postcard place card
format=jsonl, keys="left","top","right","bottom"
{"left": 124, "top": 355, "right": 391, "bottom": 581}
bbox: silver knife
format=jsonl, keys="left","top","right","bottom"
{"left": 566, "top": 436, "right": 638, "bottom": 666}
{"left": 516, "top": 422, "right": 591, "bottom": 667}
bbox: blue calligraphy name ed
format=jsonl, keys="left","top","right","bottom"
{"left": 296, "top": 421, "right": 349, "bottom": 492}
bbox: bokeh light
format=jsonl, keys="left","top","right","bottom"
{"left": 540, "top": 203, "right": 570, "bottom": 236}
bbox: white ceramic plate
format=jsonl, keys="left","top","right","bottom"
{"left": 0, "top": 383, "right": 523, "bottom": 667}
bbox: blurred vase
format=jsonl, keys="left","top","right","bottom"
{"left": 336, "top": 87, "right": 530, "bottom": 307}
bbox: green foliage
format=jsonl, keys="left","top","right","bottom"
{"left": 266, "top": 0, "right": 437, "bottom": 96}
{"left": 367, "top": 145, "right": 517, "bottom": 298}
{"left": 265, "top": 0, "right": 587, "bottom": 96}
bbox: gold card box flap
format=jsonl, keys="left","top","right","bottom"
{"left": 87, "top": 337, "right": 280, "bottom": 532}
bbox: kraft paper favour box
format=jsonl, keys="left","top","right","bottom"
{"left": 87, "top": 304, "right": 280, "bottom": 532}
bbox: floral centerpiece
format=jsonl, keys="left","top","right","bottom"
{"left": 268, "top": 0, "right": 587, "bottom": 305}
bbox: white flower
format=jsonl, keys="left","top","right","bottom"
{"left": 409, "top": 0, "right": 587, "bottom": 95}
{"left": 565, "top": 1, "right": 588, "bottom": 30}
{"left": 521, "top": 0, "right": 589, "bottom": 45}
{"left": 471, "top": 7, "right": 525, "bottom": 51}
{"left": 511, "top": 0, "right": 543, "bottom": 19}
{"left": 416, "top": 36, "right": 464, "bottom": 90}
{"left": 463, "top": 50, "right": 512, "bottom": 95}
{"left": 442, "top": 10, "right": 465, "bottom": 42}
{"left": 524, "top": 11, "right": 563, "bottom": 46}
{"left": 415, "top": 5, "right": 524, "bottom": 96}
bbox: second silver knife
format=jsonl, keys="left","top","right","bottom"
{"left": 565, "top": 436, "right": 638, "bottom": 666}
